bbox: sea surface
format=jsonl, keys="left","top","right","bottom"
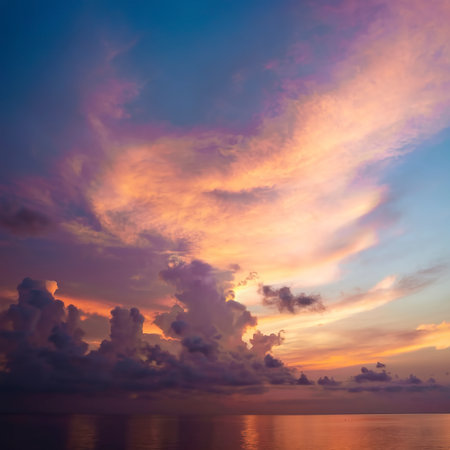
{"left": 0, "top": 413, "right": 449, "bottom": 450}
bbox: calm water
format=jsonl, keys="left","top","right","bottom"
{"left": 0, "top": 414, "right": 449, "bottom": 450}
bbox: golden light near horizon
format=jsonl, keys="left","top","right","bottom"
{"left": 0, "top": 0, "right": 450, "bottom": 424}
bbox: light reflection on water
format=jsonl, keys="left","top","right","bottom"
{"left": 66, "top": 415, "right": 97, "bottom": 450}
{"left": 0, "top": 414, "right": 449, "bottom": 450}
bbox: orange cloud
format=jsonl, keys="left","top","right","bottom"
{"left": 285, "top": 321, "right": 450, "bottom": 371}
{"left": 380, "top": 321, "right": 450, "bottom": 356}
{"left": 58, "top": 0, "right": 450, "bottom": 293}
{"left": 57, "top": 292, "right": 162, "bottom": 335}
{"left": 250, "top": 265, "right": 447, "bottom": 369}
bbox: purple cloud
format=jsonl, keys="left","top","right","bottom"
{"left": 0, "top": 261, "right": 301, "bottom": 393}
{"left": 261, "top": 285, "right": 325, "bottom": 314}
{"left": 353, "top": 367, "right": 392, "bottom": 383}
{"left": 317, "top": 376, "right": 340, "bottom": 386}
{"left": 0, "top": 200, "right": 51, "bottom": 236}
{"left": 297, "top": 372, "right": 314, "bottom": 386}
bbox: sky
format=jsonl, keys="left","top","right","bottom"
{"left": 0, "top": 0, "right": 449, "bottom": 414}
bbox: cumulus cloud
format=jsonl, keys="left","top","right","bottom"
{"left": 317, "top": 376, "right": 340, "bottom": 386}
{"left": 156, "top": 260, "right": 257, "bottom": 347}
{"left": 335, "top": 364, "right": 443, "bottom": 394}
{"left": 261, "top": 285, "right": 325, "bottom": 314}
{"left": 347, "top": 376, "right": 439, "bottom": 394}
{"left": 98, "top": 307, "right": 145, "bottom": 358}
{"left": 264, "top": 354, "right": 284, "bottom": 368}
{"left": 0, "top": 278, "right": 89, "bottom": 391}
{"left": 250, "top": 330, "right": 283, "bottom": 357}
{"left": 313, "top": 365, "right": 441, "bottom": 395}
{"left": 297, "top": 372, "right": 314, "bottom": 385}
{"left": 0, "top": 261, "right": 301, "bottom": 393}
{"left": 0, "top": 269, "right": 444, "bottom": 398}
{"left": 353, "top": 366, "right": 392, "bottom": 383}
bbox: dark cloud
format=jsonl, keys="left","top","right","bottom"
{"left": 0, "top": 200, "right": 51, "bottom": 236}
{"left": 2, "top": 267, "right": 441, "bottom": 399}
{"left": 0, "top": 278, "right": 89, "bottom": 391}
{"left": 297, "top": 373, "right": 314, "bottom": 385}
{"left": 376, "top": 361, "right": 386, "bottom": 368}
{"left": 314, "top": 366, "right": 441, "bottom": 395}
{"left": 264, "top": 354, "right": 283, "bottom": 368}
{"left": 335, "top": 366, "right": 442, "bottom": 394}
{"left": 0, "top": 261, "right": 301, "bottom": 394}
{"left": 261, "top": 285, "right": 325, "bottom": 314}
{"left": 353, "top": 367, "right": 392, "bottom": 383}
{"left": 317, "top": 376, "right": 340, "bottom": 386}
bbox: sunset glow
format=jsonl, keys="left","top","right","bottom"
{"left": 1, "top": 0, "right": 449, "bottom": 417}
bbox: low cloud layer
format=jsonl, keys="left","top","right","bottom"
{"left": 354, "top": 367, "right": 392, "bottom": 383}
{"left": 0, "top": 263, "right": 446, "bottom": 401}
{"left": 320, "top": 364, "right": 441, "bottom": 394}
{"left": 0, "top": 261, "right": 307, "bottom": 393}
{"left": 317, "top": 376, "right": 340, "bottom": 386}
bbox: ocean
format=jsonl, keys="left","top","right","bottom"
{"left": 0, "top": 413, "right": 449, "bottom": 449}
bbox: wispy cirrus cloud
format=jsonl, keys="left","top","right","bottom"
{"left": 37, "top": 0, "right": 450, "bottom": 293}
{"left": 255, "top": 264, "right": 449, "bottom": 370}
{"left": 3, "top": 1, "right": 449, "bottom": 295}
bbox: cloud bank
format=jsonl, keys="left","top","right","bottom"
{"left": 0, "top": 262, "right": 306, "bottom": 393}
{"left": 0, "top": 266, "right": 446, "bottom": 416}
